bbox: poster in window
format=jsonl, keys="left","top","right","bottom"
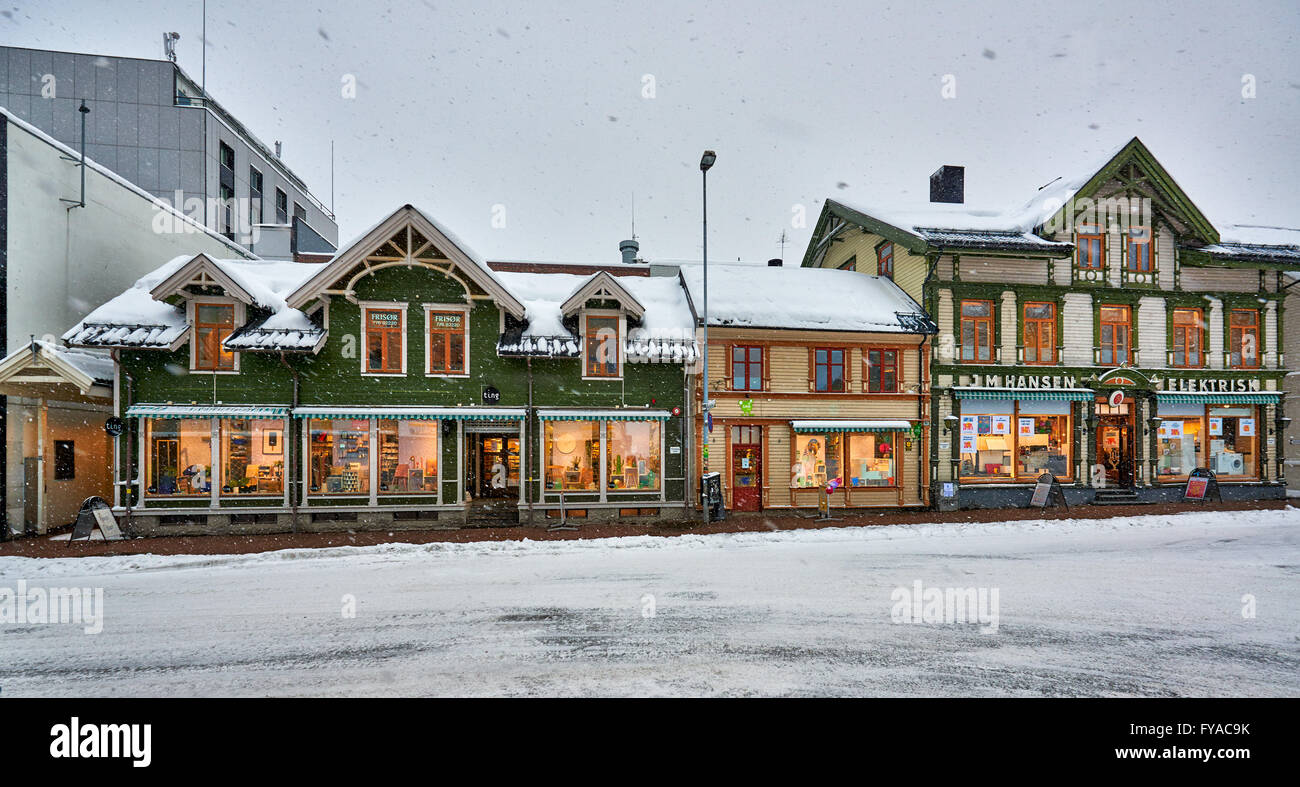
{"left": 261, "top": 428, "right": 283, "bottom": 455}
{"left": 1240, "top": 418, "right": 1255, "bottom": 437}
{"left": 960, "top": 436, "right": 976, "bottom": 453}
{"left": 1018, "top": 417, "right": 1035, "bottom": 437}
{"left": 991, "top": 416, "right": 1010, "bottom": 435}
{"left": 1208, "top": 416, "right": 1222, "bottom": 436}
{"left": 960, "top": 415, "right": 977, "bottom": 435}
{"left": 1159, "top": 420, "right": 1183, "bottom": 439}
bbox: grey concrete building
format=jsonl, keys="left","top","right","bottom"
{"left": 0, "top": 45, "right": 337, "bottom": 255}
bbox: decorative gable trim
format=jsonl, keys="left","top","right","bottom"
{"left": 560, "top": 271, "right": 646, "bottom": 319}
{"left": 150, "top": 253, "right": 256, "bottom": 305}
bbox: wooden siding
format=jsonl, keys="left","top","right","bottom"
{"left": 959, "top": 256, "right": 1051, "bottom": 286}
{"left": 818, "top": 227, "right": 926, "bottom": 303}
{"left": 1136, "top": 297, "right": 1166, "bottom": 367}
{"left": 1180, "top": 267, "right": 1258, "bottom": 293}
{"left": 1060, "top": 293, "right": 1093, "bottom": 365}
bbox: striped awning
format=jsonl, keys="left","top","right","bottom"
{"left": 1156, "top": 392, "right": 1281, "bottom": 405}
{"left": 954, "top": 388, "right": 1095, "bottom": 401}
{"left": 292, "top": 406, "right": 526, "bottom": 420}
{"left": 537, "top": 409, "right": 672, "bottom": 421}
{"left": 126, "top": 404, "right": 290, "bottom": 419}
{"left": 791, "top": 420, "right": 912, "bottom": 433}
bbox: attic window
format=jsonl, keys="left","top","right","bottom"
{"left": 876, "top": 243, "right": 894, "bottom": 279}
{"left": 1126, "top": 227, "right": 1152, "bottom": 272}
{"left": 194, "top": 303, "right": 236, "bottom": 371}
{"left": 1076, "top": 226, "right": 1105, "bottom": 270}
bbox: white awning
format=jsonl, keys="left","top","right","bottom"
{"left": 537, "top": 408, "right": 672, "bottom": 421}
{"left": 127, "top": 404, "right": 290, "bottom": 418}
{"left": 791, "top": 419, "right": 913, "bottom": 433}
{"left": 292, "top": 406, "right": 526, "bottom": 420}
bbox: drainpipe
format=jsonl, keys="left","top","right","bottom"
{"left": 279, "top": 352, "right": 300, "bottom": 532}
{"left": 120, "top": 358, "right": 136, "bottom": 534}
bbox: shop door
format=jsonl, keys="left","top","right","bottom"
{"left": 730, "top": 426, "right": 762, "bottom": 511}
{"left": 1097, "top": 416, "right": 1135, "bottom": 488}
{"left": 470, "top": 433, "right": 519, "bottom": 499}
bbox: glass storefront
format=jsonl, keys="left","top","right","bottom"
{"left": 378, "top": 420, "right": 439, "bottom": 494}
{"left": 959, "top": 399, "right": 1072, "bottom": 481}
{"left": 146, "top": 418, "right": 211, "bottom": 496}
{"left": 846, "top": 433, "right": 898, "bottom": 487}
{"left": 1157, "top": 402, "right": 1258, "bottom": 480}
{"left": 309, "top": 419, "right": 371, "bottom": 495}
{"left": 791, "top": 433, "right": 843, "bottom": 488}
{"left": 606, "top": 421, "right": 661, "bottom": 491}
{"left": 545, "top": 420, "right": 600, "bottom": 490}
{"left": 220, "top": 418, "right": 285, "bottom": 497}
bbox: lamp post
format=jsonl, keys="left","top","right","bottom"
{"left": 699, "top": 150, "right": 716, "bottom": 524}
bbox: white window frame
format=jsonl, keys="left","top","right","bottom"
{"left": 581, "top": 310, "right": 625, "bottom": 381}
{"left": 423, "top": 303, "right": 472, "bottom": 378}
{"left": 359, "top": 301, "right": 409, "bottom": 377}
{"left": 188, "top": 298, "right": 244, "bottom": 375}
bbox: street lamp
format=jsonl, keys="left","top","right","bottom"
{"left": 700, "top": 150, "right": 716, "bottom": 525}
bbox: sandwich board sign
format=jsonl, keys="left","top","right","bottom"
{"left": 68, "top": 496, "right": 125, "bottom": 546}
{"left": 1183, "top": 468, "right": 1222, "bottom": 503}
{"left": 1029, "top": 472, "right": 1068, "bottom": 510}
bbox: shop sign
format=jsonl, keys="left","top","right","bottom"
{"left": 968, "top": 373, "right": 1079, "bottom": 389}
{"left": 1161, "top": 377, "right": 1262, "bottom": 393}
{"left": 739, "top": 399, "right": 754, "bottom": 415}
{"left": 482, "top": 386, "right": 501, "bottom": 404}
{"left": 1107, "top": 389, "right": 1125, "bottom": 408}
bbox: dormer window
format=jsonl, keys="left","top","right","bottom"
{"left": 194, "top": 303, "right": 236, "bottom": 371}
{"left": 584, "top": 315, "right": 621, "bottom": 378}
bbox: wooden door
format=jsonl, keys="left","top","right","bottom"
{"left": 731, "top": 425, "right": 763, "bottom": 511}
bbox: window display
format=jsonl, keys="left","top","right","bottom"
{"left": 960, "top": 399, "right": 1071, "bottom": 481}
{"left": 309, "top": 419, "right": 371, "bottom": 494}
{"left": 791, "top": 433, "right": 843, "bottom": 488}
{"left": 1208, "top": 406, "right": 1256, "bottom": 477}
{"left": 378, "top": 420, "right": 438, "bottom": 494}
{"left": 606, "top": 421, "right": 661, "bottom": 491}
{"left": 1156, "top": 416, "right": 1200, "bottom": 478}
{"left": 147, "top": 418, "right": 211, "bottom": 496}
{"left": 847, "top": 433, "right": 896, "bottom": 487}
{"left": 1156, "top": 403, "right": 1258, "bottom": 479}
{"left": 546, "top": 420, "right": 599, "bottom": 490}
{"left": 220, "top": 419, "right": 284, "bottom": 497}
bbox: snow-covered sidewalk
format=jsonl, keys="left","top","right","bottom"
{"left": 2, "top": 509, "right": 1297, "bottom": 696}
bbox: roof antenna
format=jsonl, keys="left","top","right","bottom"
{"left": 777, "top": 228, "right": 789, "bottom": 259}
{"left": 631, "top": 191, "right": 637, "bottom": 240}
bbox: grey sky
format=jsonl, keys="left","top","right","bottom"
{"left": 4, "top": 0, "right": 1298, "bottom": 264}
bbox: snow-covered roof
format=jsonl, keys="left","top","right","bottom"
{"left": 1189, "top": 224, "right": 1300, "bottom": 263}
{"left": 679, "top": 264, "right": 934, "bottom": 334}
{"left": 64, "top": 254, "right": 326, "bottom": 352}
{"left": 495, "top": 270, "right": 698, "bottom": 361}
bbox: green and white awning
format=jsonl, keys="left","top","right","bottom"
{"left": 954, "top": 387, "right": 1095, "bottom": 402}
{"left": 537, "top": 409, "right": 672, "bottom": 421}
{"left": 127, "top": 404, "right": 290, "bottom": 418}
{"left": 292, "top": 406, "right": 526, "bottom": 420}
{"left": 1156, "top": 392, "right": 1281, "bottom": 405}
{"left": 791, "top": 420, "right": 913, "bottom": 433}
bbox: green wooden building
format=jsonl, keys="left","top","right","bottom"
{"left": 64, "top": 205, "right": 698, "bottom": 532}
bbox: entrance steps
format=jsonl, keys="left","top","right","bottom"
{"left": 1092, "top": 488, "right": 1144, "bottom": 505}
{"left": 465, "top": 499, "right": 520, "bottom": 525}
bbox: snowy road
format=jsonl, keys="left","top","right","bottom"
{"left": 2, "top": 509, "right": 1298, "bottom": 697}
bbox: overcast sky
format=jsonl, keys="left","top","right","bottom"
{"left": 4, "top": 0, "right": 1298, "bottom": 263}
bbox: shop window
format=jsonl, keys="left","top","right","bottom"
{"left": 147, "top": 418, "right": 211, "bottom": 496}
{"left": 1172, "top": 308, "right": 1203, "bottom": 368}
{"left": 585, "top": 316, "right": 620, "bottom": 378}
{"left": 959, "top": 402, "right": 1071, "bottom": 482}
{"left": 1099, "top": 305, "right": 1131, "bottom": 366}
{"left": 731, "top": 345, "right": 763, "bottom": 391}
{"left": 791, "top": 433, "right": 842, "bottom": 488}
{"left": 545, "top": 420, "right": 599, "bottom": 490}
{"left": 426, "top": 309, "right": 467, "bottom": 375}
{"left": 194, "top": 303, "right": 236, "bottom": 371}
{"left": 54, "top": 440, "right": 75, "bottom": 480}
{"left": 378, "top": 420, "right": 438, "bottom": 494}
{"left": 606, "top": 421, "right": 661, "bottom": 491}
{"left": 1229, "top": 309, "right": 1259, "bottom": 368}
{"left": 1126, "top": 227, "right": 1152, "bottom": 272}
{"left": 1076, "top": 226, "right": 1104, "bottom": 269}
{"left": 960, "top": 300, "right": 993, "bottom": 362}
{"left": 364, "top": 306, "right": 405, "bottom": 374}
{"left": 220, "top": 419, "right": 284, "bottom": 497}
{"left": 865, "top": 349, "right": 898, "bottom": 392}
{"left": 1156, "top": 417, "right": 1201, "bottom": 479}
{"left": 847, "top": 433, "right": 897, "bottom": 487}
{"left": 813, "top": 348, "right": 845, "bottom": 392}
{"left": 309, "top": 419, "right": 370, "bottom": 495}
{"left": 1023, "top": 302, "right": 1055, "bottom": 364}
{"left": 1208, "top": 406, "right": 1257, "bottom": 477}
{"left": 877, "top": 242, "right": 894, "bottom": 279}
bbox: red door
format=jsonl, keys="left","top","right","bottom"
{"left": 731, "top": 442, "right": 762, "bottom": 511}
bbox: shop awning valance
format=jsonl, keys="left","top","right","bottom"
{"left": 1156, "top": 392, "right": 1281, "bottom": 405}
{"left": 537, "top": 409, "right": 672, "bottom": 421}
{"left": 954, "top": 387, "right": 1095, "bottom": 402}
{"left": 127, "top": 404, "right": 290, "bottom": 419}
{"left": 791, "top": 420, "right": 913, "bottom": 433}
{"left": 292, "top": 406, "right": 526, "bottom": 420}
